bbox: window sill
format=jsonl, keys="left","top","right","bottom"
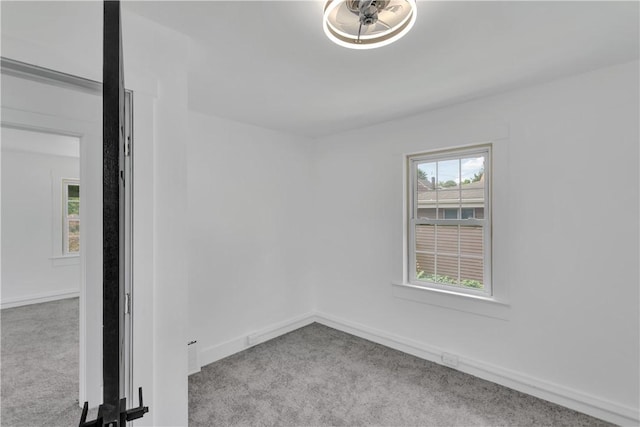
{"left": 392, "top": 282, "right": 510, "bottom": 320}
{"left": 50, "top": 254, "right": 80, "bottom": 266}
{"left": 49, "top": 254, "right": 80, "bottom": 260}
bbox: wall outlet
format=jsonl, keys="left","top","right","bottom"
{"left": 246, "top": 334, "right": 258, "bottom": 346}
{"left": 441, "top": 352, "right": 459, "bottom": 368}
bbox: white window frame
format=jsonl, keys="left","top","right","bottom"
{"left": 407, "top": 144, "right": 492, "bottom": 297}
{"left": 62, "top": 178, "right": 80, "bottom": 255}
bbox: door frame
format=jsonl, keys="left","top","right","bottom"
{"left": 0, "top": 57, "right": 134, "bottom": 406}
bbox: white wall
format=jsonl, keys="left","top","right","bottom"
{"left": 188, "top": 111, "right": 314, "bottom": 365}
{"left": 1, "top": 141, "right": 80, "bottom": 307}
{"left": 0, "top": 1, "right": 102, "bottom": 82}
{"left": 122, "top": 11, "right": 190, "bottom": 426}
{"left": 311, "top": 60, "right": 639, "bottom": 422}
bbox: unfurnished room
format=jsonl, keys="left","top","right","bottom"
{"left": 0, "top": 1, "right": 638, "bottom": 426}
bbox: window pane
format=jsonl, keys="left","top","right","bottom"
{"left": 68, "top": 220, "right": 80, "bottom": 253}
{"left": 415, "top": 225, "right": 434, "bottom": 252}
{"left": 443, "top": 208, "right": 458, "bottom": 219}
{"left": 68, "top": 184, "right": 79, "bottom": 199}
{"left": 437, "top": 159, "right": 460, "bottom": 220}
{"left": 460, "top": 258, "right": 483, "bottom": 289}
{"left": 435, "top": 225, "right": 458, "bottom": 255}
{"left": 416, "top": 253, "right": 435, "bottom": 281}
{"left": 460, "top": 226, "right": 483, "bottom": 257}
{"left": 418, "top": 208, "right": 437, "bottom": 219}
{"left": 461, "top": 186, "right": 484, "bottom": 208}
{"left": 460, "top": 156, "right": 484, "bottom": 185}
{"left": 460, "top": 156, "right": 484, "bottom": 212}
{"left": 416, "top": 162, "right": 436, "bottom": 219}
{"left": 435, "top": 254, "right": 458, "bottom": 284}
{"left": 461, "top": 208, "right": 474, "bottom": 219}
{"left": 68, "top": 236, "right": 80, "bottom": 253}
{"left": 68, "top": 200, "right": 80, "bottom": 217}
{"left": 437, "top": 159, "right": 459, "bottom": 189}
{"left": 437, "top": 189, "right": 460, "bottom": 217}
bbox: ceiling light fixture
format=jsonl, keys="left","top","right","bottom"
{"left": 323, "top": 0, "right": 417, "bottom": 49}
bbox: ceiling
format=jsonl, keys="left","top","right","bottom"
{"left": 124, "top": 1, "right": 639, "bottom": 138}
{"left": 2, "top": 127, "right": 80, "bottom": 158}
{"left": 2, "top": 2, "right": 638, "bottom": 139}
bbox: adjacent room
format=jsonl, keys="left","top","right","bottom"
{"left": 1, "top": 1, "right": 638, "bottom": 426}
{"left": 1, "top": 128, "right": 82, "bottom": 425}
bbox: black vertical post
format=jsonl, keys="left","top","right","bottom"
{"left": 103, "top": 0, "right": 124, "bottom": 424}
{"left": 81, "top": 2, "right": 147, "bottom": 424}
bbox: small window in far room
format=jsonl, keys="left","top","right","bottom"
{"left": 408, "top": 145, "right": 491, "bottom": 297}
{"left": 63, "top": 179, "right": 80, "bottom": 255}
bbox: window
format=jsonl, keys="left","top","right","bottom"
{"left": 63, "top": 180, "right": 80, "bottom": 255}
{"left": 461, "top": 208, "right": 475, "bottom": 219}
{"left": 408, "top": 145, "right": 491, "bottom": 296}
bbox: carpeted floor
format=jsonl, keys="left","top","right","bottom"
{"left": 1, "top": 301, "right": 613, "bottom": 427}
{"left": 189, "top": 323, "right": 611, "bottom": 426}
{"left": 1, "top": 298, "right": 82, "bottom": 427}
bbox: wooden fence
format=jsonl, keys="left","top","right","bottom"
{"left": 415, "top": 225, "right": 484, "bottom": 284}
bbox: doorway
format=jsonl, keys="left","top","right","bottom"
{"left": 1, "top": 127, "right": 82, "bottom": 424}
{"left": 0, "top": 58, "right": 134, "bottom": 424}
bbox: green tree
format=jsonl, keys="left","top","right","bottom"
{"left": 472, "top": 169, "right": 484, "bottom": 182}
{"left": 440, "top": 180, "right": 457, "bottom": 188}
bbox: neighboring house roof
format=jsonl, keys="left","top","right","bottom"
{"left": 417, "top": 179, "right": 484, "bottom": 206}
{"left": 417, "top": 179, "right": 435, "bottom": 191}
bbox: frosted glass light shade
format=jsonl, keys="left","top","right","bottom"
{"left": 323, "top": 0, "right": 417, "bottom": 49}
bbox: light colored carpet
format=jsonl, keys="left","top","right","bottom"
{"left": 1, "top": 298, "right": 82, "bottom": 427}
{"left": 1, "top": 301, "right": 613, "bottom": 426}
{"left": 189, "top": 323, "right": 611, "bottom": 426}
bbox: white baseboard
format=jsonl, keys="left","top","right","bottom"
{"left": 194, "top": 310, "right": 638, "bottom": 425}
{"left": 313, "top": 311, "right": 640, "bottom": 427}
{"left": 196, "top": 313, "right": 316, "bottom": 372}
{"left": 1, "top": 288, "right": 79, "bottom": 309}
